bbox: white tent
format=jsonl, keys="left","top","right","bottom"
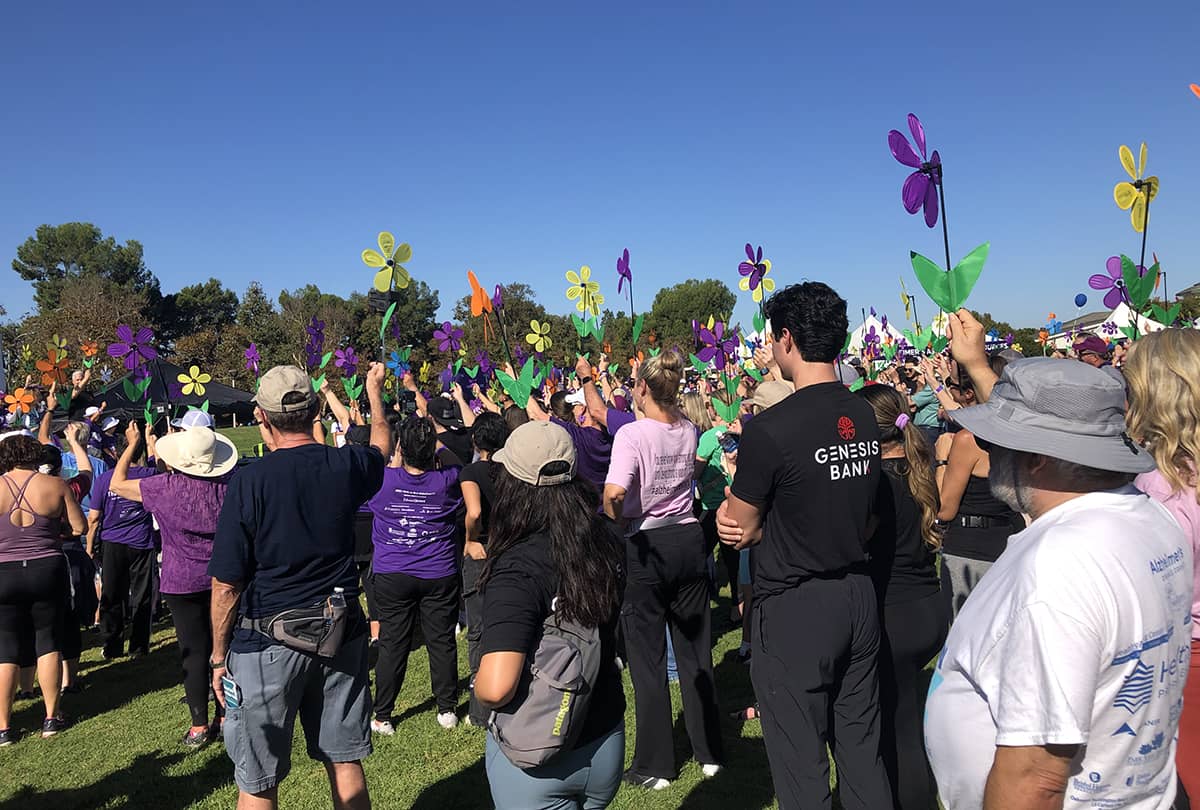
{"left": 1048, "top": 302, "right": 1166, "bottom": 349}
{"left": 847, "top": 315, "right": 906, "bottom": 353}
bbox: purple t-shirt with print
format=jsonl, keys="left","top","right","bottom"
{"left": 368, "top": 466, "right": 462, "bottom": 579}
{"left": 140, "top": 471, "right": 230, "bottom": 595}
{"left": 551, "top": 417, "right": 613, "bottom": 492}
{"left": 90, "top": 467, "right": 159, "bottom": 550}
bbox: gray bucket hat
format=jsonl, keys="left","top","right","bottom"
{"left": 953, "top": 357, "right": 1155, "bottom": 474}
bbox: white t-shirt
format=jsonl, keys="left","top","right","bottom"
{"left": 925, "top": 487, "right": 1192, "bottom": 810}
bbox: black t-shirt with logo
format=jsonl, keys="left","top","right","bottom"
{"left": 731, "top": 381, "right": 881, "bottom": 599}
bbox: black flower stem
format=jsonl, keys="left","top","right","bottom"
{"left": 629, "top": 281, "right": 636, "bottom": 349}
{"left": 937, "top": 167, "right": 951, "bottom": 274}
{"left": 1138, "top": 196, "right": 1151, "bottom": 289}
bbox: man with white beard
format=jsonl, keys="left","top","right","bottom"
{"left": 923, "top": 345, "right": 1191, "bottom": 810}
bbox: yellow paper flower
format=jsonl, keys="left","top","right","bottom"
{"left": 1113, "top": 143, "right": 1159, "bottom": 233}
{"left": 419, "top": 361, "right": 433, "bottom": 383}
{"left": 178, "top": 365, "right": 212, "bottom": 396}
{"left": 931, "top": 311, "right": 949, "bottom": 332}
{"left": 738, "top": 259, "right": 776, "bottom": 302}
{"left": 565, "top": 266, "right": 601, "bottom": 315}
{"left": 526, "top": 320, "right": 553, "bottom": 353}
{"left": 361, "top": 231, "right": 413, "bottom": 292}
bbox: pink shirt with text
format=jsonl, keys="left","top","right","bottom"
{"left": 605, "top": 417, "right": 698, "bottom": 534}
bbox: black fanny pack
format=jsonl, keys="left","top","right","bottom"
{"left": 239, "top": 589, "right": 351, "bottom": 658}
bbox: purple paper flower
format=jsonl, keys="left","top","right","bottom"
{"left": 616, "top": 248, "right": 632, "bottom": 294}
{"left": 888, "top": 113, "right": 942, "bottom": 228}
{"left": 514, "top": 344, "right": 528, "bottom": 367}
{"left": 438, "top": 364, "right": 454, "bottom": 392}
{"left": 107, "top": 325, "right": 158, "bottom": 370}
{"left": 433, "top": 321, "right": 463, "bottom": 354}
{"left": 99, "top": 367, "right": 113, "bottom": 383}
{"left": 475, "top": 350, "right": 493, "bottom": 380}
{"left": 1089, "top": 256, "right": 1146, "bottom": 310}
{"left": 334, "top": 347, "right": 359, "bottom": 377}
{"left": 304, "top": 316, "right": 326, "bottom": 370}
{"left": 696, "top": 322, "right": 739, "bottom": 371}
{"left": 1101, "top": 321, "right": 1119, "bottom": 336}
{"left": 492, "top": 285, "right": 504, "bottom": 311}
{"left": 244, "top": 343, "right": 260, "bottom": 375}
{"left": 738, "top": 244, "right": 770, "bottom": 292}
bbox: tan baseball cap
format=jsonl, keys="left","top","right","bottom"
{"left": 751, "top": 380, "right": 793, "bottom": 412}
{"left": 254, "top": 365, "right": 316, "bottom": 413}
{"left": 493, "top": 421, "right": 577, "bottom": 486}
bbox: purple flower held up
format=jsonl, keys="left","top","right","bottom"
{"left": 438, "top": 364, "right": 454, "bottom": 392}
{"left": 433, "top": 321, "right": 463, "bottom": 354}
{"left": 492, "top": 285, "right": 504, "bottom": 311}
{"left": 616, "top": 248, "right": 632, "bottom": 294}
{"left": 107, "top": 324, "right": 158, "bottom": 370}
{"left": 695, "top": 322, "right": 738, "bottom": 371}
{"left": 245, "top": 343, "right": 260, "bottom": 375}
{"left": 738, "top": 244, "right": 769, "bottom": 291}
{"left": 334, "top": 347, "right": 359, "bottom": 377}
{"left": 475, "top": 350, "right": 493, "bottom": 380}
{"left": 888, "top": 113, "right": 942, "bottom": 228}
{"left": 1089, "top": 256, "right": 1146, "bottom": 310}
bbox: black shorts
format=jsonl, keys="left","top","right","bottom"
{"left": 0, "top": 555, "right": 70, "bottom": 664}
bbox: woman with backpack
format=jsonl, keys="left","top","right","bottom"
{"left": 475, "top": 420, "right": 626, "bottom": 810}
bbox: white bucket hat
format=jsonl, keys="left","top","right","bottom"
{"left": 154, "top": 426, "right": 238, "bottom": 478}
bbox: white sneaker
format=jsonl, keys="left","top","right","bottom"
{"left": 370, "top": 719, "right": 395, "bottom": 736}
{"left": 700, "top": 763, "right": 722, "bottom": 778}
{"left": 437, "top": 711, "right": 458, "bottom": 729}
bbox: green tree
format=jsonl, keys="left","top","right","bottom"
{"left": 236, "top": 282, "right": 288, "bottom": 370}
{"left": 645, "top": 279, "right": 736, "bottom": 351}
{"left": 161, "top": 278, "right": 239, "bottom": 343}
{"left": 357, "top": 281, "right": 440, "bottom": 365}
{"left": 12, "top": 223, "right": 161, "bottom": 315}
{"left": 173, "top": 323, "right": 257, "bottom": 390}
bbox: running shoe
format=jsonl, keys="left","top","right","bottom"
{"left": 0, "top": 729, "right": 13, "bottom": 746}
{"left": 183, "top": 728, "right": 210, "bottom": 749}
{"left": 437, "top": 711, "right": 458, "bottom": 729}
{"left": 41, "top": 717, "right": 70, "bottom": 738}
{"left": 371, "top": 719, "right": 395, "bottom": 736}
{"left": 622, "top": 769, "right": 671, "bottom": 790}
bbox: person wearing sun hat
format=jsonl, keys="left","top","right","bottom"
{"left": 474, "top": 420, "right": 627, "bottom": 810}
{"left": 924, "top": 357, "right": 1188, "bottom": 809}
{"left": 107, "top": 418, "right": 238, "bottom": 748}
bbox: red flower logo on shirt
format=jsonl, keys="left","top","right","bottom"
{"left": 837, "top": 416, "right": 856, "bottom": 441}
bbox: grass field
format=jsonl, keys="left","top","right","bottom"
{"left": 2, "top": 589, "right": 785, "bottom": 809}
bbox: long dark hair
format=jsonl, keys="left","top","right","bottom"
{"left": 481, "top": 468, "right": 623, "bottom": 627}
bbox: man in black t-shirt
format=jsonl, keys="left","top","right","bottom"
{"left": 718, "top": 282, "right": 891, "bottom": 810}
{"left": 209, "top": 363, "right": 389, "bottom": 808}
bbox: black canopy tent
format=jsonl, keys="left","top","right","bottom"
{"left": 98, "top": 359, "right": 256, "bottom": 426}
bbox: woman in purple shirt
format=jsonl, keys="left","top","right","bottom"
{"left": 368, "top": 416, "right": 464, "bottom": 735}
{"left": 110, "top": 420, "right": 237, "bottom": 749}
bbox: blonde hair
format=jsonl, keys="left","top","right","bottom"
{"left": 679, "top": 391, "right": 713, "bottom": 432}
{"left": 638, "top": 351, "right": 684, "bottom": 410}
{"left": 1124, "top": 330, "right": 1200, "bottom": 501}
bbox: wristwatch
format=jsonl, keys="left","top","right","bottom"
{"left": 578, "top": 376, "right": 593, "bottom": 386}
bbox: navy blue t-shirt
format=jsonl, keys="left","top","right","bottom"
{"left": 209, "top": 442, "right": 385, "bottom": 652}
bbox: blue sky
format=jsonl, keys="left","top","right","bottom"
{"left": 1, "top": 1, "right": 1197, "bottom": 335}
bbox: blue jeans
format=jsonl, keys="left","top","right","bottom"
{"left": 666, "top": 632, "right": 678, "bottom": 682}
{"left": 486, "top": 725, "right": 625, "bottom": 810}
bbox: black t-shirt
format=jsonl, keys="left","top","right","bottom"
{"left": 459, "top": 460, "right": 496, "bottom": 542}
{"left": 869, "top": 459, "right": 940, "bottom": 606}
{"left": 210, "top": 443, "right": 386, "bottom": 652}
{"left": 478, "top": 531, "right": 626, "bottom": 747}
{"left": 731, "top": 381, "right": 881, "bottom": 598}
{"left": 438, "top": 428, "right": 474, "bottom": 467}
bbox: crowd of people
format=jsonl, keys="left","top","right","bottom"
{"left": 1, "top": 279, "right": 1197, "bottom": 810}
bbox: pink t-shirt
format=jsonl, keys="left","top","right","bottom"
{"left": 605, "top": 417, "right": 698, "bottom": 535}
{"left": 1137, "top": 469, "right": 1200, "bottom": 640}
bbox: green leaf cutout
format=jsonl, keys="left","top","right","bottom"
{"left": 144, "top": 403, "right": 154, "bottom": 425}
{"left": 319, "top": 351, "right": 333, "bottom": 370}
{"left": 752, "top": 311, "right": 766, "bottom": 334}
{"left": 311, "top": 374, "right": 326, "bottom": 392}
{"left": 930, "top": 335, "right": 949, "bottom": 354}
{"left": 496, "top": 357, "right": 539, "bottom": 408}
{"left": 571, "top": 314, "right": 589, "bottom": 338}
{"left": 910, "top": 241, "right": 990, "bottom": 313}
{"left": 689, "top": 354, "right": 708, "bottom": 374}
{"left": 745, "top": 366, "right": 764, "bottom": 382}
{"left": 722, "top": 373, "right": 739, "bottom": 399}
{"left": 632, "top": 314, "right": 645, "bottom": 345}
{"left": 1122, "top": 257, "right": 1159, "bottom": 313}
{"left": 1150, "top": 301, "right": 1181, "bottom": 326}
{"left": 123, "top": 379, "right": 140, "bottom": 402}
{"left": 849, "top": 377, "right": 865, "bottom": 392}
{"left": 649, "top": 347, "right": 661, "bottom": 357}
{"left": 380, "top": 302, "right": 398, "bottom": 342}
{"left": 842, "top": 333, "right": 852, "bottom": 355}
{"left": 881, "top": 343, "right": 898, "bottom": 361}
{"left": 607, "top": 363, "right": 619, "bottom": 376}
{"left": 710, "top": 395, "right": 741, "bottom": 424}
{"left": 1119, "top": 325, "right": 1140, "bottom": 342}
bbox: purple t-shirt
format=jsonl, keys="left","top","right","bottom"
{"left": 551, "top": 417, "right": 613, "bottom": 491}
{"left": 140, "top": 472, "right": 230, "bottom": 595}
{"left": 369, "top": 466, "right": 462, "bottom": 579}
{"left": 606, "top": 408, "right": 636, "bottom": 436}
{"left": 90, "top": 467, "right": 159, "bottom": 550}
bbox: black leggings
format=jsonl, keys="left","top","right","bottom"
{"left": 0, "top": 556, "right": 70, "bottom": 664}
{"left": 372, "top": 570, "right": 460, "bottom": 718}
{"left": 878, "top": 591, "right": 949, "bottom": 810}
{"left": 163, "top": 591, "right": 221, "bottom": 727}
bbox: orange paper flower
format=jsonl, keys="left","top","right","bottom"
{"left": 5, "top": 387, "right": 34, "bottom": 415}
{"left": 80, "top": 340, "right": 99, "bottom": 357}
{"left": 36, "top": 351, "right": 68, "bottom": 386}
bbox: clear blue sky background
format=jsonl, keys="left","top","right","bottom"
{"left": 1, "top": 1, "right": 1197, "bottom": 335}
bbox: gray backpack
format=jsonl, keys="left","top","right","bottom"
{"left": 488, "top": 602, "right": 604, "bottom": 768}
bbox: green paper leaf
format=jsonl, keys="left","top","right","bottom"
{"left": 342, "top": 378, "right": 357, "bottom": 399}
{"left": 723, "top": 373, "right": 739, "bottom": 399}
{"left": 930, "top": 335, "right": 949, "bottom": 354}
{"left": 689, "top": 354, "right": 708, "bottom": 374}
{"left": 1150, "top": 302, "right": 1181, "bottom": 325}
{"left": 123, "top": 379, "right": 140, "bottom": 401}
{"left": 138, "top": 376, "right": 153, "bottom": 396}
{"left": 710, "top": 395, "right": 742, "bottom": 424}
{"left": 311, "top": 374, "right": 326, "bottom": 392}
{"left": 849, "top": 377, "right": 865, "bottom": 392}
{"left": 632, "top": 314, "right": 645, "bottom": 345}
{"left": 57, "top": 392, "right": 71, "bottom": 411}
{"left": 463, "top": 365, "right": 479, "bottom": 379}
{"left": 319, "top": 351, "right": 333, "bottom": 370}
{"left": 842, "top": 333, "right": 852, "bottom": 355}
{"left": 753, "top": 311, "right": 766, "bottom": 334}
{"left": 649, "top": 347, "right": 661, "bottom": 357}
{"left": 910, "top": 242, "right": 990, "bottom": 313}
{"left": 571, "top": 313, "right": 589, "bottom": 338}
{"left": 607, "top": 363, "right": 619, "bottom": 376}
{"left": 201, "top": 400, "right": 210, "bottom": 413}
{"left": 881, "top": 343, "right": 898, "bottom": 361}
{"left": 745, "top": 366, "right": 764, "bottom": 382}
{"left": 1120, "top": 325, "right": 1140, "bottom": 342}
{"left": 144, "top": 403, "right": 154, "bottom": 425}
{"left": 83, "top": 358, "right": 93, "bottom": 369}
{"left": 1122, "top": 257, "right": 1159, "bottom": 313}
{"left": 496, "top": 357, "right": 539, "bottom": 408}
{"left": 453, "top": 359, "right": 463, "bottom": 375}
{"left": 380, "top": 302, "right": 398, "bottom": 342}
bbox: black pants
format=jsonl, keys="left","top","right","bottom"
{"left": 100, "top": 542, "right": 156, "bottom": 657}
{"left": 622, "top": 523, "right": 723, "bottom": 779}
{"left": 752, "top": 573, "right": 891, "bottom": 810}
{"left": 60, "top": 543, "right": 95, "bottom": 660}
{"left": 461, "top": 554, "right": 488, "bottom": 726}
{"left": 878, "top": 591, "right": 948, "bottom": 810}
{"left": 0, "top": 556, "right": 70, "bottom": 664}
{"left": 373, "top": 570, "right": 460, "bottom": 718}
{"left": 699, "top": 510, "right": 740, "bottom": 600}
{"left": 163, "top": 591, "right": 221, "bottom": 727}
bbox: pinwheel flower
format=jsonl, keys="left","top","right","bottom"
{"left": 1045, "top": 315, "right": 1062, "bottom": 334}
{"left": 888, "top": 113, "right": 942, "bottom": 228}
{"left": 696, "top": 322, "right": 739, "bottom": 370}
{"left": 178, "top": 366, "right": 212, "bottom": 396}
{"left": 616, "top": 248, "right": 632, "bottom": 294}
{"left": 476, "top": 350, "right": 494, "bottom": 380}
{"left": 334, "top": 347, "right": 359, "bottom": 377}
{"left": 47, "top": 334, "right": 67, "bottom": 356}
{"left": 1037, "top": 330, "right": 1050, "bottom": 346}
{"left": 566, "top": 266, "right": 602, "bottom": 316}
{"left": 305, "top": 317, "right": 326, "bottom": 368}
{"left": 361, "top": 231, "right": 413, "bottom": 292}
{"left": 1101, "top": 321, "right": 1119, "bottom": 336}
{"left": 80, "top": 340, "right": 99, "bottom": 358}
{"left": 5, "top": 387, "right": 34, "bottom": 415}
{"left": 438, "top": 364, "right": 454, "bottom": 391}
{"left": 433, "top": 322, "right": 463, "bottom": 354}
{"left": 108, "top": 325, "right": 158, "bottom": 370}
{"left": 738, "top": 244, "right": 776, "bottom": 303}
{"left": 526, "top": 320, "right": 553, "bottom": 353}
{"left": 931, "top": 311, "right": 950, "bottom": 333}
{"left": 99, "top": 367, "right": 113, "bottom": 383}
{"left": 245, "top": 343, "right": 260, "bottom": 374}
{"left": 493, "top": 285, "right": 504, "bottom": 311}
{"left": 37, "top": 350, "right": 68, "bottom": 386}
{"left": 386, "top": 350, "right": 409, "bottom": 377}
{"left": 863, "top": 325, "right": 881, "bottom": 356}
{"left": 1089, "top": 256, "right": 1146, "bottom": 309}
{"left": 1113, "top": 143, "right": 1159, "bottom": 233}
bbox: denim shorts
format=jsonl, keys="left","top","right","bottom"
{"left": 223, "top": 634, "right": 372, "bottom": 794}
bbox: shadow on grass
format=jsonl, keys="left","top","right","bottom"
{"left": 0, "top": 749, "right": 232, "bottom": 810}
{"left": 409, "top": 753, "right": 490, "bottom": 810}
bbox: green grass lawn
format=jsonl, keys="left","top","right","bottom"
{"left": 219, "top": 426, "right": 269, "bottom": 457}
{"left": 1, "top": 594, "right": 782, "bottom": 809}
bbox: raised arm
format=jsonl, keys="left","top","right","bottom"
{"left": 109, "top": 421, "right": 146, "bottom": 503}
{"left": 949, "top": 309, "right": 998, "bottom": 403}
{"left": 576, "top": 354, "right": 609, "bottom": 429}
{"left": 366, "top": 362, "right": 392, "bottom": 458}
{"left": 402, "top": 372, "right": 427, "bottom": 418}
{"left": 321, "top": 379, "right": 353, "bottom": 432}
{"left": 452, "top": 383, "right": 477, "bottom": 429}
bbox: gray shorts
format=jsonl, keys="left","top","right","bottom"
{"left": 223, "top": 635, "right": 372, "bottom": 794}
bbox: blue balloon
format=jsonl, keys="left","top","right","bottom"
{"left": 1074, "top": 293, "right": 1088, "bottom": 308}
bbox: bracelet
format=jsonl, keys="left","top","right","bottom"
{"left": 578, "top": 376, "right": 593, "bottom": 385}
{"left": 209, "top": 659, "right": 227, "bottom": 671}
{"left": 934, "top": 385, "right": 945, "bottom": 393}
{"left": 935, "top": 459, "right": 948, "bottom": 467}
